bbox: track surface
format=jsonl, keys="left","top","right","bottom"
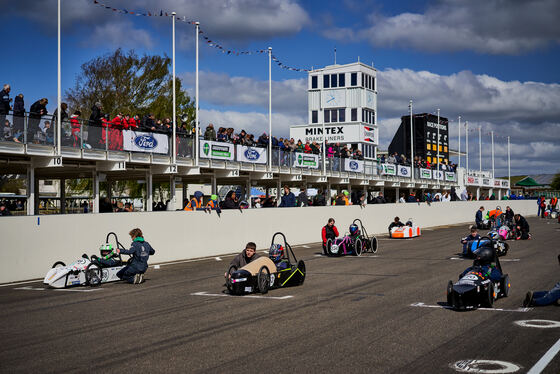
{"left": 1, "top": 217, "right": 559, "bottom": 373}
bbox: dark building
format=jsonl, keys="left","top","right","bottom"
{"left": 388, "top": 113, "right": 449, "bottom": 165}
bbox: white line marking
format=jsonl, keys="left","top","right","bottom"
{"left": 0, "top": 279, "right": 43, "bottom": 288}
{"left": 451, "top": 359, "right": 521, "bottom": 373}
{"left": 314, "top": 254, "right": 379, "bottom": 258}
{"left": 14, "top": 286, "right": 102, "bottom": 292}
{"left": 191, "top": 291, "right": 293, "bottom": 300}
{"left": 449, "top": 257, "right": 520, "bottom": 262}
{"left": 302, "top": 245, "right": 310, "bottom": 248}
{"left": 410, "top": 302, "right": 531, "bottom": 313}
{"left": 215, "top": 257, "right": 222, "bottom": 261}
{"left": 515, "top": 320, "right": 560, "bottom": 329}
{"left": 527, "top": 337, "right": 560, "bottom": 374}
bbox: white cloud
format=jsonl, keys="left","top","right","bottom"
{"left": 85, "top": 21, "right": 154, "bottom": 49}
{"left": 323, "top": 0, "right": 560, "bottom": 54}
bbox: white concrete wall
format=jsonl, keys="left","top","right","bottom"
{"left": 0, "top": 200, "right": 536, "bottom": 284}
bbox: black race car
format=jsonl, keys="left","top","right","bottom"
{"left": 447, "top": 237, "right": 510, "bottom": 310}
{"left": 225, "top": 232, "right": 305, "bottom": 295}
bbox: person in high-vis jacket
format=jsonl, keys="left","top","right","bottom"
{"left": 184, "top": 191, "right": 203, "bottom": 211}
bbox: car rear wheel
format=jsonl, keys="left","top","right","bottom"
{"left": 482, "top": 285, "right": 494, "bottom": 308}
{"left": 501, "top": 274, "right": 510, "bottom": 297}
{"left": 52, "top": 261, "right": 65, "bottom": 268}
{"left": 370, "top": 236, "right": 378, "bottom": 254}
{"left": 447, "top": 280, "right": 454, "bottom": 307}
{"left": 325, "top": 239, "right": 333, "bottom": 256}
{"left": 297, "top": 260, "right": 306, "bottom": 285}
{"left": 354, "top": 238, "right": 363, "bottom": 256}
{"left": 85, "top": 263, "right": 102, "bottom": 287}
{"left": 257, "top": 266, "right": 270, "bottom": 294}
{"left": 226, "top": 265, "right": 237, "bottom": 292}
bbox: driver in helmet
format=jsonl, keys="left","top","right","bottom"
{"left": 91, "top": 243, "right": 121, "bottom": 267}
{"left": 269, "top": 244, "right": 288, "bottom": 270}
{"left": 460, "top": 226, "right": 481, "bottom": 257}
{"left": 460, "top": 245, "right": 502, "bottom": 282}
{"left": 349, "top": 223, "right": 360, "bottom": 237}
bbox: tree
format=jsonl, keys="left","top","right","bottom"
{"left": 65, "top": 48, "right": 195, "bottom": 127}
{"left": 551, "top": 173, "right": 560, "bottom": 190}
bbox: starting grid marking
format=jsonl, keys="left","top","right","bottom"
{"left": 410, "top": 302, "right": 531, "bottom": 313}
{"left": 14, "top": 286, "right": 103, "bottom": 292}
{"left": 191, "top": 291, "right": 293, "bottom": 300}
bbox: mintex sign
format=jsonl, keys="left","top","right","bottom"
{"left": 289, "top": 124, "right": 377, "bottom": 145}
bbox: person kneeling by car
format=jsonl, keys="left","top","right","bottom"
{"left": 321, "top": 218, "right": 339, "bottom": 255}
{"left": 116, "top": 228, "right": 155, "bottom": 284}
{"left": 523, "top": 254, "right": 560, "bottom": 307}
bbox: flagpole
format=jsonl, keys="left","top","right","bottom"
{"left": 436, "top": 108, "right": 440, "bottom": 175}
{"left": 268, "top": 47, "right": 272, "bottom": 171}
{"left": 491, "top": 130, "right": 494, "bottom": 178}
{"left": 466, "top": 121, "right": 469, "bottom": 174}
{"left": 458, "top": 116, "right": 461, "bottom": 170}
{"left": 57, "top": 0, "right": 61, "bottom": 156}
{"left": 195, "top": 21, "right": 199, "bottom": 166}
{"left": 172, "top": 12, "right": 176, "bottom": 165}
{"left": 409, "top": 100, "right": 414, "bottom": 181}
{"left": 478, "top": 126, "right": 482, "bottom": 173}
{"left": 507, "top": 136, "right": 511, "bottom": 194}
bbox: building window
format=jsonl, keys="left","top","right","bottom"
{"left": 312, "top": 110, "right": 318, "bottom": 124}
{"left": 369, "top": 75, "right": 373, "bottom": 90}
{"left": 351, "top": 108, "right": 357, "bottom": 121}
{"left": 323, "top": 74, "right": 329, "bottom": 89}
{"left": 331, "top": 74, "right": 337, "bottom": 88}
{"left": 361, "top": 73, "right": 364, "bottom": 87}
{"left": 338, "top": 73, "right": 345, "bottom": 87}
{"left": 351, "top": 73, "right": 357, "bottom": 86}
{"left": 331, "top": 109, "right": 338, "bottom": 122}
{"left": 372, "top": 77, "right": 375, "bottom": 91}
{"left": 339, "top": 109, "right": 345, "bottom": 122}
{"left": 362, "top": 108, "right": 375, "bottom": 124}
{"left": 324, "top": 110, "right": 330, "bottom": 123}
{"left": 311, "top": 76, "right": 318, "bottom": 89}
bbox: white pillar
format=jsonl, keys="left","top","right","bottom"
{"left": 27, "top": 166, "right": 35, "bottom": 215}
{"left": 476, "top": 187, "right": 480, "bottom": 201}
{"left": 246, "top": 178, "right": 252, "bottom": 208}
{"left": 409, "top": 100, "right": 414, "bottom": 181}
{"left": 146, "top": 172, "right": 153, "bottom": 212}
{"left": 458, "top": 116, "right": 461, "bottom": 169}
{"left": 268, "top": 47, "right": 272, "bottom": 170}
{"left": 211, "top": 175, "right": 217, "bottom": 194}
{"left": 276, "top": 178, "right": 281, "bottom": 206}
{"left": 56, "top": 0, "right": 61, "bottom": 156}
{"left": 395, "top": 187, "right": 400, "bottom": 203}
{"left": 171, "top": 12, "right": 177, "bottom": 165}
{"left": 436, "top": 108, "right": 440, "bottom": 170}
{"left": 169, "top": 175, "right": 176, "bottom": 211}
{"left": 195, "top": 22, "right": 200, "bottom": 166}
{"left": 93, "top": 171, "right": 99, "bottom": 213}
{"left": 498, "top": 189, "right": 502, "bottom": 200}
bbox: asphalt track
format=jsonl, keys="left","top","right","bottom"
{"left": 1, "top": 217, "right": 559, "bottom": 374}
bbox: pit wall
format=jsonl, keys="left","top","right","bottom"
{"left": 0, "top": 200, "right": 536, "bottom": 284}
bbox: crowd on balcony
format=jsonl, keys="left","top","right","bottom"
{"left": 379, "top": 152, "right": 457, "bottom": 172}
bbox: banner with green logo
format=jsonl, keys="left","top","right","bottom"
{"left": 199, "top": 140, "right": 234, "bottom": 161}
{"left": 380, "top": 163, "right": 396, "bottom": 176}
{"left": 292, "top": 153, "right": 319, "bottom": 169}
{"left": 420, "top": 168, "right": 432, "bottom": 179}
{"left": 445, "top": 172, "right": 456, "bottom": 182}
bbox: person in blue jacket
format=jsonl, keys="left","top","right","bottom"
{"left": 524, "top": 255, "right": 560, "bottom": 307}
{"left": 279, "top": 186, "right": 296, "bottom": 207}
{"left": 475, "top": 206, "right": 485, "bottom": 229}
{"left": 461, "top": 226, "right": 481, "bottom": 257}
{"left": 116, "top": 228, "right": 155, "bottom": 284}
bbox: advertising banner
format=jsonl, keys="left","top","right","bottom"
{"left": 494, "top": 180, "right": 502, "bottom": 187}
{"left": 420, "top": 168, "right": 432, "bottom": 179}
{"left": 236, "top": 145, "right": 267, "bottom": 164}
{"left": 501, "top": 180, "right": 510, "bottom": 188}
{"left": 380, "top": 163, "right": 396, "bottom": 176}
{"left": 199, "top": 140, "right": 234, "bottom": 161}
{"left": 293, "top": 153, "right": 319, "bottom": 169}
{"left": 123, "top": 130, "right": 169, "bottom": 154}
{"left": 289, "top": 123, "right": 378, "bottom": 145}
{"left": 466, "top": 176, "right": 480, "bottom": 185}
{"left": 343, "top": 159, "right": 364, "bottom": 173}
{"left": 445, "top": 172, "right": 456, "bottom": 182}
{"left": 397, "top": 165, "right": 412, "bottom": 178}
{"left": 482, "top": 178, "right": 492, "bottom": 187}
{"left": 433, "top": 170, "right": 444, "bottom": 181}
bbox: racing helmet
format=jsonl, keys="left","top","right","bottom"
{"left": 269, "top": 244, "right": 284, "bottom": 263}
{"left": 405, "top": 218, "right": 413, "bottom": 227}
{"left": 474, "top": 246, "right": 494, "bottom": 266}
{"left": 487, "top": 231, "right": 499, "bottom": 240}
{"left": 349, "top": 224, "right": 359, "bottom": 236}
{"left": 99, "top": 243, "right": 114, "bottom": 257}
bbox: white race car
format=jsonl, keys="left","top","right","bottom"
{"left": 43, "top": 233, "right": 128, "bottom": 288}
{"left": 390, "top": 219, "right": 421, "bottom": 239}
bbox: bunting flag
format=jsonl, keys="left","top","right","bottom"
{"left": 91, "top": 0, "right": 310, "bottom": 72}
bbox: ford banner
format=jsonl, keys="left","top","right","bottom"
{"left": 343, "top": 159, "right": 364, "bottom": 173}
{"left": 123, "top": 130, "right": 169, "bottom": 154}
{"left": 236, "top": 145, "right": 267, "bottom": 164}
{"left": 199, "top": 140, "right": 235, "bottom": 161}
{"left": 397, "top": 165, "right": 412, "bottom": 178}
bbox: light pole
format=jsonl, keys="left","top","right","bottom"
{"left": 409, "top": 100, "right": 414, "bottom": 181}
{"left": 491, "top": 130, "right": 494, "bottom": 178}
{"left": 172, "top": 12, "right": 176, "bottom": 165}
{"left": 465, "top": 121, "right": 469, "bottom": 174}
{"left": 195, "top": 21, "right": 200, "bottom": 166}
{"left": 458, "top": 116, "right": 461, "bottom": 170}
{"left": 57, "top": 0, "right": 61, "bottom": 156}
{"left": 478, "top": 126, "right": 482, "bottom": 173}
{"left": 507, "top": 136, "right": 511, "bottom": 194}
{"left": 268, "top": 47, "right": 272, "bottom": 170}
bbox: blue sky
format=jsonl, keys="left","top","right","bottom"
{"left": 2, "top": 0, "right": 560, "bottom": 176}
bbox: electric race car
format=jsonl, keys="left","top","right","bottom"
{"left": 447, "top": 237, "right": 510, "bottom": 310}
{"left": 43, "top": 232, "right": 129, "bottom": 288}
{"left": 225, "top": 232, "right": 306, "bottom": 295}
{"left": 390, "top": 219, "right": 421, "bottom": 239}
{"left": 325, "top": 219, "right": 378, "bottom": 256}
{"left": 462, "top": 234, "right": 509, "bottom": 258}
